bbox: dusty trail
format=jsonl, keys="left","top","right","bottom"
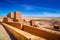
{"left": 0, "top": 24, "right": 11, "bottom": 40}
{"left": 0, "top": 24, "right": 17, "bottom": 40}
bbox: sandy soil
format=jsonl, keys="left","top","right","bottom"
{"left": 0, "top": 24, "right": 11, "bottom": 40}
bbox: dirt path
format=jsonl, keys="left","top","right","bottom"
{"left": 0, "top": 24, "right": 11, "bottom": 40}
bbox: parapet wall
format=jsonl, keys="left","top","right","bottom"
{"left": 3, "top": 17, "right": 13, "bottom": 23}
{"left": 2, "top": 23, "right": 42, "bottom": 40}
{"left": 5, "top": 22, "right": 60, "bottom": 40}
{"left": 6, "top": 22, "right": 22, "bottom": 29}
{"left": 0, "top": 17, "right": 3, "bottom": 22}
{"left": 22, "top": 24, "right": 60, "bottom": 40}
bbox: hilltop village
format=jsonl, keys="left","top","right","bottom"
{"left": 3, "top": 11, "right": 60, "bottom": 30}
{"left": 0, "top": 11, "right": 60, "bottom": 40}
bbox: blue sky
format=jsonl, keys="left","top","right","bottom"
{"left": 0, "top": 0, "right": 60, "bottom": 17}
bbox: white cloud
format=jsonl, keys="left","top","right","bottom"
{"left": 21, "top": 5, "right": 33, "bottom": 10}
{"left": 23, "top": 12, "right": 60, "bottom": 17}
{"left": 37, "top": 12, "right": 60, "bottom": 17}
{"left": 21, "top": 4, "right": 60, "bottom": 12}
{"left": 21, "top": 4, "right": 60, "bottom": 17}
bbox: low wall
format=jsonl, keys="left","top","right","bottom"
{"left": 22, "top": 24, "right": 60, "bottom": 40}
{"left": 6, "top": 22, "right": 22, "bottom": 29}
{"left": 5, "top": 22, "right": 60, "bottom": 40}
{"left": 0, "top": 17, "right": 3, "bottom": 22}
{"left": 2, "top": 23, "right": 43, "bottom": 40}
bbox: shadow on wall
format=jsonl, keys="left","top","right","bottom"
{"left": 22, "top": 24, "right": 60, "bottom": 40}
{"left": 5, "top": 22, "right": 22, "bottom": 29}
{"left": 2, "top": 24, "right": 17, "bottom": 40}
{"left": 3, "top": 17, "right": 8, "bottom": 23}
